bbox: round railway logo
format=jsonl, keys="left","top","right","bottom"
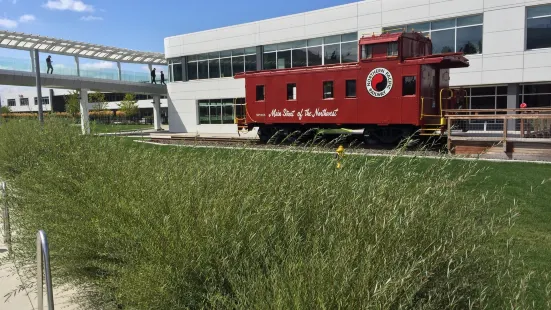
{"left": 366, "top": 67, "right": 393, "bottom": 98}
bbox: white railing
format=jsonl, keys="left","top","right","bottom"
{"left": 37, "top": 230, "right": 54, "bottom": 310}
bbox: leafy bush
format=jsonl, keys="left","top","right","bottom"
{"left": 0, "top": 119, "right": 548, "bottom": 309}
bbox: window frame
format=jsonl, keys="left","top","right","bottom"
{"left": 526, "top": 4, "right": 551, "bottom": 51}
{"left": 256, "top": 85, "right": 265, "bottom": 102}
{"left": 452, "top": 86, "right": 509, "bottom": 125}
{"left": 263, "top": 32, "right": 358, "bottom": 69}
{"left": 7, "top": 99, "right": 16, "bottom": 107}
{"left": 287, "top": 83, "right": 297, "bottom": 101}
{"left": 402, "top": 76, "right": 417, "bottom": 96}
{"left": 198, "top": 98, "right": 247, "bottom": 125}
{"left": 20, "top": 98, "right": 29, "bottom": 106}
{"left": 187, "top": 48, "right": 256, "bottom": 81}
{"left": 387, "top": 42, "right": 399, "bottom": 57}
{"left": 323, "top": 81, "right": 334, "bottom": 99}
{"left": 382, "top": 14, "right": 483, "bottom": 55}
{"left": 345, "top": 80, "right": 357, "bottom": 98}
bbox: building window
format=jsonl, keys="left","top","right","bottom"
{"left": 323, "top": 81, "right": 334, "bottom": 99}
{"left": 527, "top": 5, "right": 551, "bottom": 50}
{"left": 383, "top": 15, "right": 483, "bottom": 55}
{"left": 20, "top": 98, "right": 29, "bottom": 106}
{"left": 186, "top": 48, "right": 256, "bottom": 80}
{"left": 402, "top": 76, "right": 416, "bottom": 96}
{"left": 7, "top": 99, "right": 16, "bottom": 107}
{"left": 345, "top": 80, "right": 356, "bottom": 98}
{"left": 287, "top": 83, "right": 296, "bottom": 100}
{"left": 387, "top": 42, "right": 398, "bottom": 56}
{"left": 198, "top": 98, "right": 245, "bottom": 125}
{"left": 34, "top": 97, "right": 50, "bottom": 105}
{"left": 520, "top": 83, "right": 551, "bottom": 108}
{"left": 168, "top": 58, "right": 183, "bottom": 82}
{"left": 256, "top": 85, "right": 265, "bottom": 101}
{"left": 452, "top": 86, "right": 508, "bottom": 124}
{"left": 263, "top": 33, "right": 357, "bottom": 70}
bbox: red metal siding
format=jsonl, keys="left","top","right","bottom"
{"left": 245, "top": 59, "right": 422, "bottom": 127}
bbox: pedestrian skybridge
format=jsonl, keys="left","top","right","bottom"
{"left": 0, "top": 30, "right": 167, "bottom": 93}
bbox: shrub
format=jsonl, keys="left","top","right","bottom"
{"left": 0, "top": 119, "right": 547, "bottom": 309}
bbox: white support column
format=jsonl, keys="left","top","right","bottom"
{"left": 48, "top": 89, "right": 54, "bottom": 113}
{"left": 117, "top": 62, "right": 122, "bottom": 80}
{"left": 30, "top": 50, "right": 36, "bottom": 73}
{"left": 80, "top": 89, "right": 90, "bottom": 135}
{"left": 74, "top": 56, "right": 80, "bottom": 76}
{"left": 148, "top": 64, "right": 153, "bottom": 82}
{"left": 153, "top": 95, "right": 161, "bottom": 131}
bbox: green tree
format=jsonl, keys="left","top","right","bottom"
{"left": 118, "top": 93, "right": 139, "bottom": 118}
{"left": 0, "top": 105, "right": 11, "bottom": 114}
{"left": 65, "top": 90, "right": 80, "bottom": 118}
{"left": 89, "top": 92, "right": 108, "bottom": 111}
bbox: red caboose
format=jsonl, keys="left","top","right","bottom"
{"left": 235, "top": 32, "right": 470, "bottom": 143}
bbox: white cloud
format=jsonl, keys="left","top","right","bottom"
{"left": 81, "top": 61, "right": 114, "bottom": 69}
{"left": 80, "top": 15, "right": 102, "bottom": 21}
{"left": 19, "top": 14, "right": 35, "bottom": 23}
{"left": 0, "top": 18, "right": 17, "bottom": 29}
{"left": 43, "top": 0, "right": 94, "bottom": 12}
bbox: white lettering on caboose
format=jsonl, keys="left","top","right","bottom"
{"left": 269, "top": 108, "right": 339, "bottom": 120}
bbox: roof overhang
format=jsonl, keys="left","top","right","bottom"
{"left": 0, "top": 30, "right": 167, "bottom": 65}
{"left": 404, "top": 53, "right": 470, "bottom": 69}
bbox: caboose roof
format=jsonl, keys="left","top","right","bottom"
{"left": 359, "top": 32, "right": 401, "bottom": 45}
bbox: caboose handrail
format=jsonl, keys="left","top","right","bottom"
{"left": 440, "top": 88, "right": 454, "bottom": 123}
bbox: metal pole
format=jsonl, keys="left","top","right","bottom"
{"left": 34, "top": 49, "right": 44, "bottom": 125}
{"left": 37, "top": 230, "right": 54, "bottom": 310}
{"left": 1, "top": 182, "right": 10, "bottom": 251}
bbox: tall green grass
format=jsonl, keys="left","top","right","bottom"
{"left": 0, "top": 119, "right": 548, "bottom": 309}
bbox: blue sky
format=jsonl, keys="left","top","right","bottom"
{"left": 1, "top": 0, "right": 358, "bottom": 52}
{"left": 0, "top": 0, "right": 357, "bottom": 93}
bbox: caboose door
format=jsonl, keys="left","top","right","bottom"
{"left": 420, "top": 65, "right": 439, "bottom": 121}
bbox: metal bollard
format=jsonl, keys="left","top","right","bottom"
{"left": 1, "top": 181, "right": 10, "bottom": 250}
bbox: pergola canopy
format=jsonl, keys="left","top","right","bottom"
{"left": 0, "top": 30, "right": 166, "bottom": 65}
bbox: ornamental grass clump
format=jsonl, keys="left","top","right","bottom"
{"left": 0, "top": 119, "right": 547, "bottom": 309}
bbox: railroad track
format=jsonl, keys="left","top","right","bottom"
{"left": 150, "top": 136, "right": 259, "bottom": 144}
{"left": 148, "top": 133, "right": 446, "bottom": 156}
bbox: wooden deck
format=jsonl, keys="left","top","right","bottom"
{"left": 445, "top": 109, "right": 551, "bottom": 161}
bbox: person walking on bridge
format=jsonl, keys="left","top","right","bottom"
{"left": 160, "top": 71, "right": 166, "bottom": 85}
{"left": 46, "top": 56, "right": 53, "bottom": 74}
{"left": 151, "top": 68, "right": 157, "bottom": 84}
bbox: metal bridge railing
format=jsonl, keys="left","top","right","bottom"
{"left": 37, "top": 230, "right": 54, "bottom": 310}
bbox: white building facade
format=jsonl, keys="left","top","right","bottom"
{"left": 164, "top": 0, "right": 551, "bottom": 134}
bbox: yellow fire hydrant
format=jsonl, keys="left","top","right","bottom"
{"left": 335, "top": 145, "right": 345, "bottom": 169}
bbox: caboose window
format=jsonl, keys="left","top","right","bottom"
{"left": 346, "top": 80, "right": 356, "bottom": 98}
{"left": 402, "top": 76, "right": 416, "bottom": 96}
{"left": 323, "top": 81, "right": 334, "bottom": 99}
{"left": 256, "top": 85, "right": 265, "bottom": 101}
{"left": 287, "top": 83, "right": 297, "bottom": 100}
{"left": 387, "top": 42, "right": 398, "bottom": 56}
{"left": 361, "top": 45, "right": 372, "bottom": 59}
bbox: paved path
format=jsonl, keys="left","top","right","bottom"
{"left": 0, "top": 241, "right": 80, "bottom": 310}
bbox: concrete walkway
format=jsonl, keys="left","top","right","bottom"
{"left": 0, "top": 241, "right": 80, "bottom": 310}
